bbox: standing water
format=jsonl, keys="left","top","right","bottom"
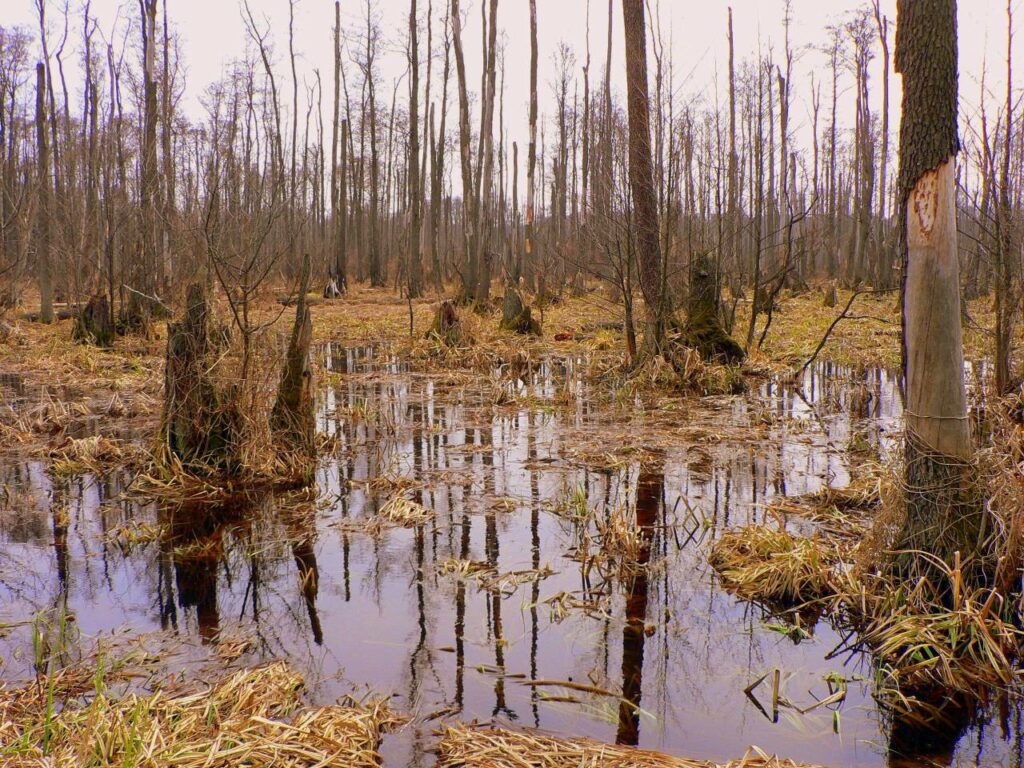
{"left": 0, "top": 346, "right": 1012, "bottom": 767}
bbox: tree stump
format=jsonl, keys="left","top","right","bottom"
{"left": 271, "top": 305, "right": 316, "bottom": 455}
{"left": 72, "top": 294, "right": 114, "bottom": 347}
{"left": 323, "top": 278, "right": 342, "bottom": 299}
{"left": 163, "top": 283, "right": 235, "bottom": 472}
{"left": 272, "top": 256, "right": 317, "bottom": 480}
{"left": 426, "top": 300, "right": 466, "bottom": 346}
{"left": 684, "top": 253, "right": 744, "bottom": 363}
{"left": 823, "top": 284, "right": 838, "bottom": 308}
{"left": 500, "top": 287, "right": 542, "bottom": 336}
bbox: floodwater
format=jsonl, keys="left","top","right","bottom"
{"left": 0, "top": 346, "right": 1015, "bottom": 767}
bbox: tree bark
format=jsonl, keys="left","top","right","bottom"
{"left": 272, "top": 254, "right": 316, "bottom": 469}
{"left": 408, "top": 0, "right": 423, "bottom": 299}
{"left": 522, "top": 0, "right": 538, "bottom": 287}
{"left": 893, "top": 0, "right": 984, "bottom": 587}
{"left": 34, "top": 62, "right": 54, "bottom": 324}
{"left": 621, "top": 0, "right": 667, "bottom": 351}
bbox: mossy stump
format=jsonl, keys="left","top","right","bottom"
{"left": 73, "top": 294, "right": 114, "bottom": 347}
{"left": 824, "top": 284, "right": 838, "bottom": 308}
{"left": 426, "top": 301, "right": 466, "bottom": 346}
{"left": 163, "top": 284, "right": 237, "bottom": 472}
{"left": 500, "top": 287, "right": 542, "bottom": 336}
{"left": 684, "top": 254, "right": 743, "bottom": 363}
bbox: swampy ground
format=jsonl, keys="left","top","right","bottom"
{"left": 0, "top": 286, "right": 1016, "bottom": 767}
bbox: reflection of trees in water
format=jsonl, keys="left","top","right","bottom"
{"left": 163, "top": 504, "right": 226, "bottom": 644}
{"left": 616, "top": 464, "right": 661, "bottom": 746}
{"left": 7, "top": 348, "right": 987, "bottom": 767}
{"left": 290, "top": 532, "right": 322, "bottom": 646}
{"left": 885, "top": 695, "right": 973, "bottom": 768}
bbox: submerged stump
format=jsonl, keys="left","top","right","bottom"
{"left": 684, "top": 253, "right": 744, "bottom": 363}
{"left": 72, "top": 294, "right": 114, "bottom": 347}
{"left": 499, "top": 286, "right": 542, "bottom": 336}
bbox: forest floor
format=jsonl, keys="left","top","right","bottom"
{"left": 0, "top": 282, "right": 918, "bottom": 460}
{"left": 0, "top": 287, "right": 899, "bottom": 400}
{"left": 0, "top": 282, "right": 1015, "bottom": 768}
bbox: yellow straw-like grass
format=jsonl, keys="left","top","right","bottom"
{"left": 0, "top": 661, "right": 398, "bottom": 767}
{"left": 437, "top": 724, "right": 825, "bottom": 768}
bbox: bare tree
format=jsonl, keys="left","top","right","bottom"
{"left": 621, "top": 0, "right": 667, "bottom": 351}
{"left": 34, "top": 61, "right": 53, "bottom": 323}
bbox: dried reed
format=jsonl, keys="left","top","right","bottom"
{"left": 437, "top": 724, "right": 823, "bottom": 768}
{"left": 0, "top": 661, "right": 398, "bottom": 767}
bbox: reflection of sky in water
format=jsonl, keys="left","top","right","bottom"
{"left": 0, "top": 348, "right": 1012, "bottom": 768}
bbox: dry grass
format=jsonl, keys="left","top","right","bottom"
{"left": 709, "top": 525, "right": 842, "bottom": 606}
{"left": 439, "top": 558, "right": 555, "bottom": 595}
{"left": 437, "top": 724, "right": 825, "bottom": 768}
{"left": 338, "top": 493, "right": 435, "bottom": 535}
{"left": 0, "top": 661, "right": 398, "bottom": 767}
{"left": 710, "top": 416, "right": 1024, "bottom": 720}
{"left": 709, "top": 515, "right": 1023, "bottom": 715}
{"left": 837, "top": 573, "right": 1021, "bottom": 700}
{"left": 47, "top": 435, "right": 143, "bottom": 476}
{"left": 766, "top": 477, "right": 881, "bottom": 539}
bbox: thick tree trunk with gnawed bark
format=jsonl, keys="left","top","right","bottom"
{"left": 892, "top": 0, "right": 987, "bottom": 587}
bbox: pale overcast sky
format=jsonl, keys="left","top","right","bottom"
{"left": 2, "top": 0, "right": 1019, "bottom": 166}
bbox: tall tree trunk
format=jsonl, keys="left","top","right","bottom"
{"left": 621, "top": 0, "right": 667, "bottom": 351}
{"left": 893, "top": 0, "right": 983, "bottom": 586}
{"left": 993, "top": 0, "right": 1015, "bottom": 394}
{"left": 139, "top": 0, "right": 159, "bottom": 307}
{"left": 472, "top": 0, "right": 498, "bottom": 303}
{"left": 35, "top": 62, "right": 53, "bottom": 324}
{"left": 161, "top": 0, "right": 174, "bottom": 287}
{"left": 450, "top": 0, "right": 477, "bottom": 301}
{"left": 408, "top": 0, "right": 423, "bottom": 299}
{"left": 873, "top": 1, "right": 892, "bottom": 288}
{"left": 727, "top": 7, "right": 739, "bottom": 294}
{"left": 331, "top": 1, "right": 344, "bottom": 288}
{"left": 522, "top": 0, "right": 538, "bottom": 287}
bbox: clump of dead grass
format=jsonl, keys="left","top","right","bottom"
{"left": 0, "top": 660, "right": 399, "bottom": 767}
{"left": 629, "top": 349, "right": 746, "bottom": 398}
{"left": 47, "top": 435, "right": 143, "bottom": 476}
{"left": 555, "top": 486, "right": 663, "bottom": 585}
{"left": 709, "top": 525, "right": 843, "bottom": 606}
{"left": 711, "top": 421, "right": 1024, "bottom": 723}
{"left": 767, "top": 475, "right": 882, "bottom": 539}
{"left": 439, "top": 558, "right": 555, "bottom": 595}
{"left": 337, "top": 494, "right": 434, "bottom": 535}
{"left": 834, "top": 568, "right": 1021, "bottom": 704}
{"left": 437, "top": 724, "right": 822, "bottom": 768}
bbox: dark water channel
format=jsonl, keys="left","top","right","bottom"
{"left": 0, "top": 346, "right": 1015, "bottom": 767}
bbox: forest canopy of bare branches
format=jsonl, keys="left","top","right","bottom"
{"left": 0, "top": 0, "right": 1017, "bottom": 350}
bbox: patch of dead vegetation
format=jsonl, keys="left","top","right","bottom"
{"left": 0, "top": 660, "right": 399, "bottom": 767}
{"left": 437, "top": 724, "right": 824, "bottom": 768}
{"left": 709, "top": 426, "right": 1024, "bottom": 722}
